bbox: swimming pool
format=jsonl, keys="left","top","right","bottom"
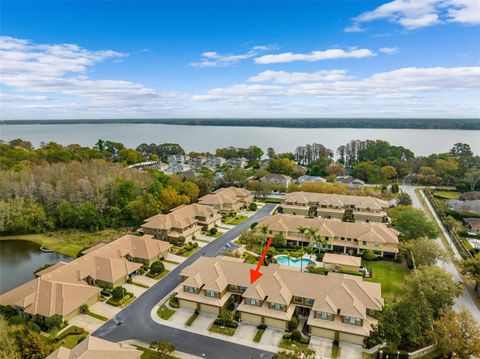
{"left": 276, "top": 255, "right": 313, "bottom": 270}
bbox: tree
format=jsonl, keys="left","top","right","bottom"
{"left": 267, "top": 147, "right": 276, "bottom": 160}
{"left": 223, "top": 167, "right": 247, "bottom": 186}
{"left": 462, "top": 253, "right": 480, "bottom": 290}
{"left": 450, "top": 143, "right": 475, "bottom": 171}
{"left": 403, "top": 237, "right": 447, "bottom": 267}
{"left": 325, "top": 163, "right": 345, "bottom": 176}
{"left": 429, "top": 308, "right": 480, "bottom": 359}
{"left": 159, "top": 187, "right": 189, "bottom": 211}
{"left": 248, "top": 202, "right": 257, "bottom": 211}
{"left": 273, "top": 347, "right": 316, "bottom": 359}
{"left": 112, "top": 286, "right": 125, "bottom": 300}
{"left": 381, "top": 165, "right": 397, "bottom": 180}
{"left": 0, "top": 316, "right": 20, "bottom": 359}
{"left": 272, "top": 233, "right": 286, "bottom": 248}
{"left": 268, "top": 157, "right": 296, "bottom": 175}
{"left": 390, "top": 183, "right": 399, "bottom": 193}
{"left": 19, "top": 330, "right": 53, "bottom": 359}
{"left": 150, "top": 261, "right": 165, "bottom": 274}
{"left": 239, "top": 230, "right": 259, "bottom": 250}
{"left": 397, "top": 191, "right": 412, "bottom": 206}
{"left": 149, "top": 341, "right": 176, "bottom": 355}
{"left": 465, "top": 168, "right": 480, "bottom": 191}
{"left": 389, "top": 206, "right": 438, "bottom": 240}
{"left": 406, "top": 266, "right": 462, "bottom": 318}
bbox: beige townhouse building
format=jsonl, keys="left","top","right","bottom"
{"left": 282, "top": 191, "right": 390, "bottom": 223}
{"left": 175, "top": 256, "right": 383, "bottom": 345}
{"left": 198, "top": 186, "right": 254, "bottom": 213}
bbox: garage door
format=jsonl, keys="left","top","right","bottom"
{"left": 178, "top": 299, "right": 197, "bottom": 310}
{"left": 241, "top": 312, "right": 262, "bottom": 324}
{"left": 339, "top": 332, "right": 364, "bottom": 345}
{"left": 264, "top": 317, "right": 287, "bottom": 329}
{"left": 200, "top": 304, "right": 219, "bottom": 315}
{"left": 310, "top": 327, "right": 336, "bottom": 340}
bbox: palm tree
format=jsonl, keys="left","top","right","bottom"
{"left": 297, "top": 226, "right": 307, "bottom": 271}
{"left": 304, "top": 227, "right": 318, "bottom": 271}
{"left": 260, "top": 225, "right": 269, "bottom": 256}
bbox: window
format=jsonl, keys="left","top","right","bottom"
{"left": 205, "top": 290, "right": 219, "bottom": 298}
{"left": 362, "top": 241, "right": 367, "bottom": 246}
{"left": 293, "top": 296, "right": 303, "bottom": 304}
{"left": 239, "top": 286, "right": 247, "bottom": 293}
{"left": 246, "top": 298, "right": 260, "bottom": 306}
{"left": 316, "top": 311, "right": 332, "bottom": 320}
{"left": 374, "top": 242, "right": 380, "bottom": 247}
{"left": 343, "top": 316, "right": 361, "bottom": 326}
{"left": 184, "top": 286, "right": 197, "bottom": 293}
{"left": 305, "top": 298, "right": 314, "bottom": 306}
{"left": 270, "top": 303, "right": 285, "bottom": 311}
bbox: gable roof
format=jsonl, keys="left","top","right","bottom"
{"left": 198, "top": 187, "right": 251, "bottom": 206}
{"left": 283, "top": 191, "right": 388, "bottom": 210}
{"left": 142, "top": 204, "right": 218, "bottom": 230}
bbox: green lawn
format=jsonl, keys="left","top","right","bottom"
{"left": 279, "top": 338, "right": 309, "bottom": 350}
{"left": 55, "top": 334, "right": 86, "bottom": 349}
{"left": 157, "top": 305, "right": 175, "bottom": 320}
{"left": 253, "top": 328, "right": 265, "bottom": 343}
{"left": 224, "top": 215, "right": 248, "bottom": 225}
{"left": 185, "top": 312, "right": 198, "bottom": 326}
{"left": 208, "top": 323, "right": 237, "bottom": 336}
{"left": 86, "top": 311, "right": 108, "bottom": 321}
{"left": 434, "top": 190, "right": 460, "bottom": 199}
{"left": 148, "top": 270, "right": 169, "bottom": 280}
{"left": 364, "top": 260, "right": 410, "bottom": 303}
{"left": 132, "top": 345, "right": 178, "bottom": 359}
{"left": 243, "top": 253, "right": 258, "bottom": 264}
{"left": 0, "top": 228, "right": 127, "bottom": 257}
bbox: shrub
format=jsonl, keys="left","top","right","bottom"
{"left": 0, "top": 305, "right": 17, "bottom": 319}
{"left": 111, "top": 286, "right": 125, "bottom": 300}
{"left": 170, "top": 236, "right": 186, "bottom": 246}
{"left": 8, "top": 315, "right": 24, "bottom": 325}
{"left": 150, "top": 261, "right": 165, "bottom": 274}
{"left": 101, "top": 289, "right": 111, "bottom": 297}
{"left": 363, "top": 250, "right": 378, "bottom": 261}
{"left": 249, "top": 202, "right": 258, "bottom": 211}
{"left": 291, "top": 329, "right": 302, "bottom": 342}
{"left": 80, "top": 304, "right": 89, "bottom": 313}
{"left": 257, "top": 324, "right": 267, "bottom": 330}
{"left": 282, "top": 332, "right": 292, "bottom": 339}
{"left": 27, "top": 321, "right": 42, "bottom": 333}
{"left": 250, "top": 222, "right": 258, "bottom": 229}
{"left": 288, "top": 316, "right": 299, "bottom": 331}
{"left": 316, "top": 252, "right": 325, "bottom": 261}
{"left": 44, "top": 315, "right": 63, "bottom": 330}
{"left": 55, "top": 326, "right": 84, "bottom": 341}
{"left": 150, "top": 341, "right": 176, "bottom": 354}
{"left": 169, "top": 296, "right": 180, "bottom": 308}
{"left": 209, "top": 227, "right": 218, "bottom": 235}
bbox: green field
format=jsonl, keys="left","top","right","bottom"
{"left": 434, "top": 191, "right": 460, "bottom": 199}
{"left": 364, "top": 260, "right": 410, "bottom": 303}
{"left": 224, "top": 215, "right": 248, "bottom": 225}
{"left": 0, "top": 229, "right": 127, "bottom": 257}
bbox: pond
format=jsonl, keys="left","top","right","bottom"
{"left": 0, "top": 240, "right": 71, "bottom": 294}
{"left": 276, "top": 255, "right": 313, "bottom": 271}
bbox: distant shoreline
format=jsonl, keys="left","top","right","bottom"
{"left": 1, "top": 118, "right": 479, "bottom": 130}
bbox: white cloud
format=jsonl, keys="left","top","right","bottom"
{"left": 248, "top": 70, "right": 351, "bottom": 84}
{"left": 349, "top": 0, "right": 480, "bottom": 30}
{"left": 379, "top": 47, "right": 399, "bottom": 54}
{"left": 344, "top": 24, "right": 365, "bottom": 32}
{"left": 190, "top": 45, "right": 274, "bottom": 68}
{"left": 254, "top": 48, "right": 376, "bottom": 64}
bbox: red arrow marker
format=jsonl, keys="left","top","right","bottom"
{"left": 249, "top": 237, "right": 273, "bottom": 284}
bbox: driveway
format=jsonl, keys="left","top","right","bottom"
{"left": 310, "top": 337, "right": 333, "bottom": 359}
{"left": 123, "top": 283, "right": 147, "bottom": 298}
{"left": 163, "top": 261, "right": 179, "bottom": 271}
{"left": 169, "top": 308, "right": 193, "bottom": 325}
{"left": 167, "top": 254, "right": 186, "bottom": 263}
{"left": 132, "top": 275, "right": 157, "bottom": 288}
{"left": 236, "top": 322, "right": 257, "bottom": 341}
{"left": 69, "top": 314, "right": 105, "bottom": 333}
{"left": 90, "top": 301, "right": 122, "bottom": 318}
{"left": 260, "top": 328, "right": 283, "bottom": 347}
{"left": 339, "top": 342, "right": 362, "bottom": 359}
{"left": 190, "top": 312, "right": 216, "bottom": 331}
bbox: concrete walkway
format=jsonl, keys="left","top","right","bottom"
{"left": 167, "top": 253, "right": 187, "bottom": 263}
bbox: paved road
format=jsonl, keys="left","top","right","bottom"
{"left": 93, "top": 203, "right": 276, "bottom": 359}
{"left": 401, "top": 186, "right": 480, "bottom": 318}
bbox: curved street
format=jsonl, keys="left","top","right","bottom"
{"left": 93, "top": 203, "right": 277, "bottom": 359}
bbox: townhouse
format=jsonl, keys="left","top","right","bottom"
{"left": 141, "top": 203, "right": 222, "bottom": 241}
{"left": 0, "top": 234, "right": 171, "bottom": 321}
{"left": 198, "top": 186, "right": 254, "bottom": 213}
{"left": 258, "top": 215, "right": 399, "bottom": 258}
{"left": 282, "top": 191, "right": 390, "bottom": 223}
{"left": 261, "top": 174, "right": 292, "bottom": 188}
{"left": 175, "top": 256, "right": 383, "bottom": 345}
{"left": 46, "top": 336, "right": 142, "bottom": 359}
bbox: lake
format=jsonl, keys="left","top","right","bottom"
{"left": 1, "top": 123, "right": 479, "bottom": 156}
{"left": 0, "top": 240, "right": 71, "bottom": 294}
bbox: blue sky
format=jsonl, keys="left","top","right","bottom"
{"left": 1, "top": 0, "right": 479, "bottom": 119}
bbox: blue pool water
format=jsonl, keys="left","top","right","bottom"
{"left": 276, "top": 255, "right": 313, "bottom": 269}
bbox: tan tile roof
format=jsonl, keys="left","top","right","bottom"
{"left": 259, "top": 215, "right": 399, "bottom": 246}
{"left": 176, "top": 257, "right": 383, "bottom": 323}
{"left": 283, "top": 192, "right": 389, "bottom": 211}
{"left": 198, "top": 186, "right": 252, "bottom": 207}
{"left": 46, "top": 336, "right": 142, "bottom": 359}
{"left": 0, "top": 234, "right": 170, "bottom": 318}
{"left": 142, "top": 204, "right": 219, "bottom": 230}
{"left": 35, "top": 262, "right": 68, "bottom": 276}
{"left": 323, "top": 254, "right": 362, "bottom": 268}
